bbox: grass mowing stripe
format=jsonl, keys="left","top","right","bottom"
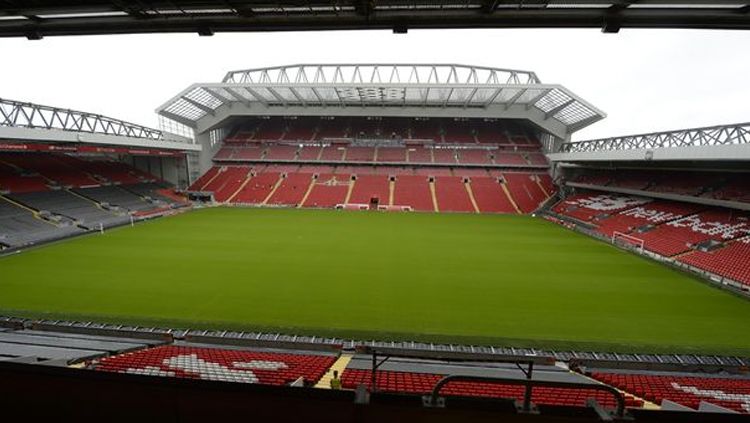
{"left": 1, "top": 207, "right": 749, "bottom": 355}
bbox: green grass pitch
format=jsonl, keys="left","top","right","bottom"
{"left": 1, "top": 207, "right": 750, "bottom": 355}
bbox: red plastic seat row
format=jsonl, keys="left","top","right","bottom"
{"left": 637, "top": 209, "right": 750, "bottom": 256}
{"left": 434, "top": 176, "right": 474, "bottom": 212}
{"left": 267, "top": 173, "right": 314, "bottom": 206}
{"left": 342, "top": 369, "right": 642, "bottom": 409}
{"left": 470, "top": 177, "right": 516, "bottom": 214}
{"left": 200, "top": 165, "right": 554, "bottom": 214}
{"left": 348, "top": 174, "right": 390, "bottom": 206}
{"left": 0, "top": 153, "right": 160, "bottom": 193}
{"left": 591, "top": 372, "right": 750, "bottom": 414}
{"left": 212, "top": 167, "right": 252, "bottom": 202}
{"left": 224, "top": 117, "right": 546, "bottom": 147}
{"left": 0, "top": 169, "right": 50, "bottom": 193}
{"left": 302, "top": 173, "right": 350, "bottom": 208}
{"left": 232, "top": 172, "right": 280, "bottom": 204}
{"left": 570, "top": 168, "right": 750, "bottom": 205}
{"left": 503, "top": 172, "right": 549, "bottom": 213}
{"left": 679, "top": 238, "right": 750, "bottom": 286}
{"left": 551, "top": 192, "right": 651, "bottom": 223}
{"left": 594, "top": 201, "right": 702, "bottom": 237}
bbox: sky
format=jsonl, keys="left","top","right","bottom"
{"left": 0, "top": 28, "right": 748, "bottom": 141}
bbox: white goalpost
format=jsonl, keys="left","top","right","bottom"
{"left": 611, "top": 231, "right": 645, "bottom": 253}
{"left": 335, "top": 203, "right": 369, "bottom": 210}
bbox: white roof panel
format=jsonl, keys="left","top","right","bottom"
{"left": 157, "top": 64, "right": 606, "bottom": 135}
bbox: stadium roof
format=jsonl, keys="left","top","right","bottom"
{"left": 1, "top": 1, "right": 749, "bottom": 38}
{"left": 0, "top": 97, "right": 165, "bottom": 141}
{"left": 157, "top": 64, "right": 605, "bottom": 139}
{"left": 548, "top": 121, "right": 750, "bottom": 162}
{"left": 561, "top": 122, "right": 750, "bottom": 153}
{"left": 0, "top": 97, "right": 197, "bottom": 151}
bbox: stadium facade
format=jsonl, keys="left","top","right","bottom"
{"left": 156, "top": 64, "right": 604, "bottom": 183}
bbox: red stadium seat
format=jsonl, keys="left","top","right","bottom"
{"left": 470, "top": 177, "right": 517, "bottom": 213}
{"left": 434, "top": 176, "right": 474, "bottom": 212}
{"left": 199, "top": 117, "right": 558, "bottom": 214}
{"left": 503, "top": 173, "right": 549, "bottom": 213}
{"left": 592, "top": 372, "right": 750, "bottom": 414}
{"left": 679, "top": 237, "right": 750, "bottom": 286}
{"left": 302, "top": 174, "right": 350, "bottom": 208}
{"left": 266, "top": 173, "right": 313, "bottom": 206}
{"left": 342, "top": 369, "right": 642, "bottom": 409}
{"left": 348, "top": 175, "right": 389, "bottom": 206}
{"left": 393, "top": 175, "right": 434, "bottom": 212}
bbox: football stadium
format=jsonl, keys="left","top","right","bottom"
{"left": 1, "top": 3, "right": 750, "bottom": 422}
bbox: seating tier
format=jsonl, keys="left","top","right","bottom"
{"left": 592, "top": 372, "right": 750, "bottom": 413}
{"left": 94, "top": 345, "right": 336, "bottom": 386}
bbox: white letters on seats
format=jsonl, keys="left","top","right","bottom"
{"left": 667, "top": 215, "right": 749, "bottom": 240}
{"left": 566, "top": 194, "right": 650, "bottom": 211}
{"left": 671, "top": 382, "right": 750, "bottom": 412}
{"left": 165, "top": 354, "right": 258, "bottom": 383}
{"left": 156, "top": 354, "right": 288, "bottom": 383}
{"left": 621, "top": 206, "right": 680, "bottom": 223}
{"left": 124, "top": 366, "right": 176, "bottom": 377}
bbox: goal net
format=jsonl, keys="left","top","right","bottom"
{"left": 611, "top": 231, "right": 645, "bottom": 253}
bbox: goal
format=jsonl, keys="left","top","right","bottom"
{"left": 335, "top": 203, "right": 369, "bottom": 210}
{"left": 611, "top": 231, "right": 645, "bottom": 253}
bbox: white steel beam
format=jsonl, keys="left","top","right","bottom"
{"left": 525, "top": 89, "right": 552, "bottom": 111}
{"left": 180, "top": 96, "right": 216, "bottom": 116}
{"left": 544, "top": 98, "right": 576, "bottom": 120}
{"left": 161, "top": 110, "right": 198, "bottom": 128}
{"left": 203, "top": 87, "right": 233, "bottom": 104}
{"left": 483, "top": 87, "right": 504, "bottom": 107}
{"left": 504, "top": 88, "right": 528, "bottom": 110}
{"left": 223, "top": 87, "right": 254, "bottom": 107}
{"left": 243, "top": 87, "right": 272, "bottom": 107}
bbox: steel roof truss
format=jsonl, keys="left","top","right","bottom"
{"left": 561, "top": 122, "right": 750, "bottom": 153}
